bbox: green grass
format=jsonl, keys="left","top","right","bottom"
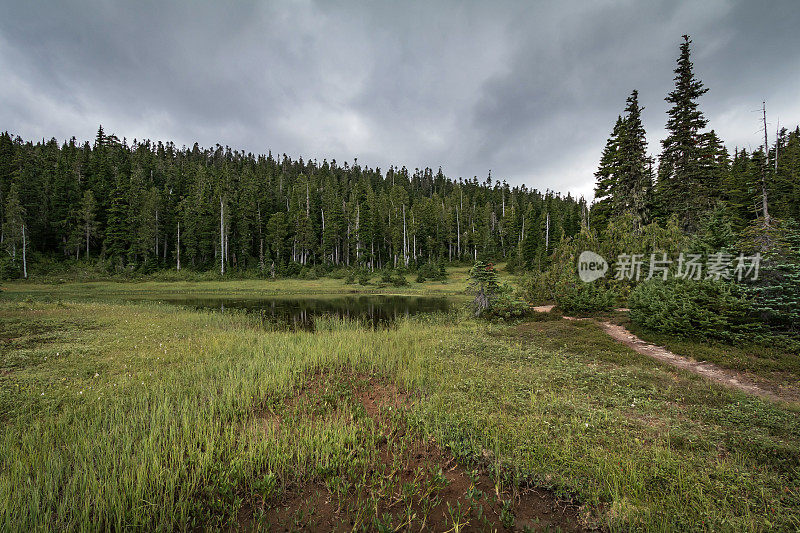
{"left": 1, "top": 285, "right": 799, "bottom": 530}
{"left": 0, "top": 265, "right": 481, "bottom": 302}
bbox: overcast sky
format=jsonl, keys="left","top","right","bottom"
{"left": 2, "top": 1, "right": 799, "bottom": 200}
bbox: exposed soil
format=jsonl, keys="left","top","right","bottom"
{"left": 531, "top": 306, "right": 799, "bottom": 404}
{"left": 598, "top": 321, "right": 798, "bottom": 403}
{"left": 246, "top": 370, "right": 586, "bottom": 532}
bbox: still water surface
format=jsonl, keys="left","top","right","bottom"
{"left": 162, "top": 295, "right": 451, "bottom": 330}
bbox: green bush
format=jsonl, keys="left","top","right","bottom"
{"left": 357, "top": 271, "right": 371, "bottom": 285}
{"left": 482, "top": 293, "right": 532, "bottom": 320}
{"left": 629, "top": 278, "right": 759, "bottom": 343}
{"left": 414, "top": 262, "right": 446, "bottom": 283}
{"left": 301, "top": 266, "right": 320, "bottom": 280}
{"left": 285, "top": 262, "right": 302, "bottom": 277}
{"left": 741, "top": 222, "right": 800, "bottom": 339}
{"left": 504, "top": 254, "right": 519, "bottom": 274}
{"left": 555, "top": 281, "right": 617, "bottom": 314}
{"left": 327, "top": 267, "right": 349, "bottom": 279}
{"left": 0, "top": 257, "right": 21, "bottom": 280}
{"left": 516, "top": 270, "right": 554, "bottom": 304}
{"left": 390, "top": 272, "right": 408, "bottom": 287}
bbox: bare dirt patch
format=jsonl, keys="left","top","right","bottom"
{"left": 249, "top": 370, "right": 585, "bottom": 532}
{"left": 598, "top": 321, "right": 799, "bottom": 404}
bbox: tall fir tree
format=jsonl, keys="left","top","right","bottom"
{"left": 614, "top": 90, "right": 653, "bottom": 231}
{"left": 592, "top": 91, "right": 653, "bottom": 233}
{"left": 592, "top": 116, "right": 622, "bottom": 233}
{"left": 656, "top": 35, "right": 716, "bottom": 231}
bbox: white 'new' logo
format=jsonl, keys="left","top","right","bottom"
{"left": 578, "top": 251, "right": 608, "bottom": 282}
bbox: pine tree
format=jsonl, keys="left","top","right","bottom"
{"left": 724, "top": 148, "right": 755, "bottom": 227}
{"left": 266, "top": 212, "right": 288, "bottom": 264}
{"left": 135, "top": 186, "right": 160, "bottom": 263}
{"left": 592, "top": 116, "right": 622, "bottom": 233}
{"left": 3, "top": 183, "right": 25, "bottom": 262}
{"left": 104, "top": 184, "right": 129, "bottom": 267}
{"left": 656, "top": 35, "right": 713, "bottom": 231}
{"left": 615, "top": 90, "right": 653, "bottom": 230}
{"left": 79, "top": 190, "right": 98, "bottom": 258}
{"left": 468, "top": 260, "right": 500, "bottom": 316}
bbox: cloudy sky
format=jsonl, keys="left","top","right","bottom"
{"left": 2, "top": 1, "right": 799, "bottom": 200}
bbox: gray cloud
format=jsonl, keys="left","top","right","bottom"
{"left": 1, "top": 0, "right": 799, "bottom": 200}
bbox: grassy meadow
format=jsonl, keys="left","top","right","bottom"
{"left": 1, "top": 277, "right": 799, "bottom": 531}
{"left": 0, "top": 265, "right": 478, "bottom": 301}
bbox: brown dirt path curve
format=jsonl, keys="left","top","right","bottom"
{"left": 531, "top": 305, "right": 797, "bottom": 405}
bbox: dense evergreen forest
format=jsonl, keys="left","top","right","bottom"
{"left": 1, "top": 35, "right": 798, "bottom": 281}
{"left": 0, "top": 127, "right": 587, "bottom": 277}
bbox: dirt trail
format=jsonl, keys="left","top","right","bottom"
{"left": 532, "top": 305, "right": 795, "bottom": 404}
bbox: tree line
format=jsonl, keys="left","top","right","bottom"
{"left": 0, "top": 127, "right": 586, "bottom": 278}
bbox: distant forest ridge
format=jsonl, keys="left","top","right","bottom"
{"left": 0, "top": 127, "right": 587, "bottom": 273}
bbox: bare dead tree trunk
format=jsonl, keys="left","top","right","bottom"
{"left": 22, "top": 224, "right": 27, "bottom": 279}
{"left": 355, "top": 204, "right": 360, "bottom": 263}
{"left": 761, "top": 102, "right": 771, "bottom": 225}
{"left": 456, "top": 206, "right": 460, "bottom": 259}
{"left": 474, "top": 286, "right": 489, "bottom": 317}
{"left": 545, "top": 212, "right": 550, "bottom": 253}
{"left": 220, "top": 197, "right": 225, "bottom": 275}
{"left": 155, "top": 210, "right": 159, "bottom": 258}
{"left": 403, "top": 204, "right": 408, "bottom": 266}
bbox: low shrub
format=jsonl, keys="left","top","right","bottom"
{"left": 390, "top": 272, "right": 408, "bottom": 286}
{"left": 628, "top": 278, "right": 760, "bottom": 343}
{"left": 301, "top": 266, "right": 320, "bottom": 280}
{"left": 555, "top": 281, "right": 617, "bottom": 314}
{"left": 482, "top": 293, "right": 532, "bottom": 320}
{"left": 0, "top": 257, "right": 21, "bottom": 280}
{"left": 516, "top": 271, "right": 554, "bottom": 304}
{"left": 327, "top": 267, "right": 349, "bottom": 279}
{"left": 285, "top": 262, "right": 302, "bottom": 277}
{"left": 414, "top": 262, "right": 446, "bottom": 283}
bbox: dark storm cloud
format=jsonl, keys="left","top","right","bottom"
{"left": 1, "top": 1, "right": 799, "bottom": 200}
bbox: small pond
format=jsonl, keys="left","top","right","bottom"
{"left": 161, "top": 295, "right": 451, "bottom": 330}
